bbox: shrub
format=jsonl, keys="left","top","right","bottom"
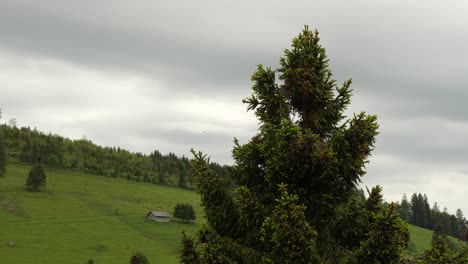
{"left": 25, "top": 164, "right": 47, "bottom": 191}
{"left": 173, "top": 203, "right": 196, "bottom": 223}
{"left": 130, "top": 252, "right": 149, "bottom": 264}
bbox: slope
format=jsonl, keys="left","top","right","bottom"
{"left": 1, "top": 162, "right": 465, "bottom": 263}
{"left": 407, "top": 223, "right": 465, "bottom": 256}
{"left": 0, "top": 162, "right": 203, "bottom": 264}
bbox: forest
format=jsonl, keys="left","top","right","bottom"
{"left": 0, "top": 124, "right": 227, "bottom": 190}
{"left": 397, "top": 193, "right": 468, "bottom": 242}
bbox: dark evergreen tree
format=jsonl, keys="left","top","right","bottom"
{"left": 456, "top": 209, "right": 467, "bottom": 240}
{"left": 180, "top": 230, "right": 199, "bottom": 264}
{"left": 0, "top": 135, "right": 6, "bottom": 177}
{"left": 397, "top": 193, "right": 411, "bottom": 222}
{"left": 25, "top": 164, "right": 47, "bottom": 191}
{"left": 182, "top": 27, "right": 408, "bottom": 263}
{"left": 130, "top": 252, "right": 149, "bottom": 264}
{"left": 424, "top": 194, "right": 432, "bottom": 229}
{"left": 178, "top": 171, "right": 186, "bottom": 189}
{"left": 410, "top": 193, "right": 430, "bottom": 228}
{"left": 173, "top": 203, "right": 196, "bottom": 223}
{"left": 449, "top": 215, "right": 461, "bottom": 240}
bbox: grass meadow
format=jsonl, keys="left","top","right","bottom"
{"left": 0, "top": 163, "right": 203, "bottom": 264}
{"left": 406, "top": 224, "right": 465, "bottom": 257}
{"left": 0, "top": 162, "right": 465, "bottom": 263}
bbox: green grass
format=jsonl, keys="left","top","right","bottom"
{"left": 1, "top": 163, "right": 466, "bottom": 263}
{"left": 406, "top": 223, "right": 466, "bottom": 257}
{"left": 0, "top": 163, "right": 204, "bottom": 264}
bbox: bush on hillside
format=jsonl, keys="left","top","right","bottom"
{"left": 130, "top": 252, "right": 149, "bottom": 264}
{"left": 25, "top": 164, "right": 47, "bottom": 191}
{"left": 173, "top": 203, "right": 196, "bottom": 223}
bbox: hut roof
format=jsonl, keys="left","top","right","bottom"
{"left": 147, "top": 211, "right": 170, "bottom": 218}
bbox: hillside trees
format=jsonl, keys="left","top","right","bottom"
{"left": 26, "top": 164, "right": 47, "bottom": 191}
{"left": 0, "top": 135, "right": 6, "bottom": 176}
{"left": 183, "top": 27, "right": 409, "bottom": 263}
{"left": 397, "top": 193, "right": 467, "bottom": 241}
{"left": 0, "top": 124, "right": 228, "bottom": 190}
{"left": 410, "top": 193, "right": 431, "bottom": 228}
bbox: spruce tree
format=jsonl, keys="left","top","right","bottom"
{"left": 397, "top": 193, "right": 411, "bottom": 222}
{"left": 426, "top": 233, "right": 452, "bottom": 263}
{"left": 178, "top": 171, "right": 186, "bottom": 189}
{"left": 25, "top": 164, "right": 47, "bottom": 191}
{"left": 180, "top": 231, "right": 199, "bottom": 263}
{"left": 424, "top": 194, "right": 432, "bottom": 228}
{"left": 183, "top": 26, "right": 408, "bottom": 263}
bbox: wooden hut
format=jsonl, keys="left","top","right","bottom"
{"left": 146, "top": 211, "right": 170, "bottom": 222}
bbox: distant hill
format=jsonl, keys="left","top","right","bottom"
{"left": 0, "top": 162, "right": 203, "bottom": 263}
{"left": 0, "top": 124, "right": 228, "bottom": 190}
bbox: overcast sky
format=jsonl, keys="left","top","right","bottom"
{"left": 1, "top": 0, "right": 467, "bottom": 214}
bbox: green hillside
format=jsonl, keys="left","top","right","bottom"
{"left": 0, "top": 163, "right": 203, "bottom": 264}
{"left": 1, "top": 162, "right": 465, "bottom": 263}
{"left": 406, "top": 223, "right": 465, "bottom": 257}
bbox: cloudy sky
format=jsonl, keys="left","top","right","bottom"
{"left": 1, "top": 1, "right": 467, "bottom": 214}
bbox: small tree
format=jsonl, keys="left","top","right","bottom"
{"left": 26, "top": 164, "right": 47, "bottom": 191}
{"left": 130, "top": 252, "right": 149, "bottom": 264}
{"left": 424, "top": 233, "right": 452, "bottom": 263}
{"left": 174, "top": 203, "right": 196, "bottom": 223}
{"left": 0, "top": 136, "right": 6, "bottom": 177}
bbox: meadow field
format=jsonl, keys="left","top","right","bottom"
{"left": 406, "top": 224, "right": 465, "bottom": 257}
{"left": 0, "top": 163, "right": 464, "bottom": 263}
{"left": 0, "top": 163, "right": 203, "bottom": 264}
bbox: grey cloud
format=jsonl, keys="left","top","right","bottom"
{"left": 0, "top": 1, "right": 276, "bottom": 96}
{"left": 1, "top": 0, "right": 468, "bottom": 213}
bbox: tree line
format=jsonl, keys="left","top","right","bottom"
{"left": 396, "top": 193, "right": 468, "bottom": 242}
{"left": 0, "top": 124, "right": 228, "bottom": 189}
